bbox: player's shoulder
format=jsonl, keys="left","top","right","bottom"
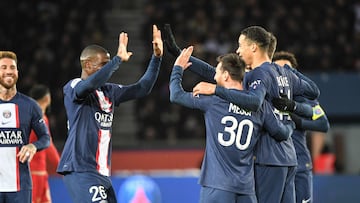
{"left": 17, "top": 92, "right": 37, "bottom": 103}
{"left": 68, "top": 78, "right": 82, "bottom": 88}
{"left": 16, "top": 92, "right": 39, "bottom": 107}
{"left": 252, "top": 62, "right": 274, "bottom": 75}
{"left": 63, "top": 78, "right": 81, "bottom": 92}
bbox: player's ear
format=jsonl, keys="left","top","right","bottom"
{"left": 251, "top": 42, "right": 257, "bottom": 53}
{"left": 83, "top": 60, "right": 92, "bottom": 70}
{"left": 223, "top": 70, "right": 230, "bottom": 81}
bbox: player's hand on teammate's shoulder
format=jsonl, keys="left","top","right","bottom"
{"left": 152, "top": 25, "right": 163, "bottom": 57}
{"left": 117, "top": 32, "right": 133, "bottom": 62}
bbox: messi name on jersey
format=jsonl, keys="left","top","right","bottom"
{"left": 0, "top": 130, "right": 23, "bottom": 145}
{"left": 229, "top": 103, "right": 251, "bottom": 116}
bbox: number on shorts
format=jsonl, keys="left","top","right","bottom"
{"left": 89, "top": 185, "right": 107, "bottom": 202}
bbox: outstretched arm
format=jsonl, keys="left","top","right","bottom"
{"left": 191, "top": 82, "right": 264, "bottom": 112}
{"left": 163, "top": 24, "right": 216, "bottom": 81}
{"left": 163, "top": 24, "right": 181, "bottom": 57}
{"left": 75, "top": 32, "right": 133, "bottom": 99}
{"left": 114, "top": 25, "right": 163, "bottom": 103}
{"left": 170, "top": 46, "right": 197, "bottom": 107}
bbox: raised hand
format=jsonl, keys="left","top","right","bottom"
{"left": 174, "top": 46, "right": 193, "bottom": 70}
{"left": 117, "top": 32, "right": 133, "bottom": 62}
{"left": 163, "top": 24, "right": 182, "bottom": 57}
{"left": 153, "top": 25, "right": 163, "bottom": 57}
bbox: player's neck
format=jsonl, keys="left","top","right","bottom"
{"left": 224, "top": 81, "right": 243, "bottom": 90}
{"left": 0, "top": 86, "right": 17, "bottom": 101}
{"left": 252, "top": 54, "right": 271, "bottom": 69}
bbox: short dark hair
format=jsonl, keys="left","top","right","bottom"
{"left": 80, "top": 44, "right": 109, "bottom": 68}
{"left": 241, "top": 26, "right": 271, "bottom": 51}
{"left": 29, "top": 84, "right": 50, "bottom": 100}
{"left": 273, "top": 51, "right": 298, "bottom": 69}
{"left": 216, "top": 53, "right": 245, "bottom": 82}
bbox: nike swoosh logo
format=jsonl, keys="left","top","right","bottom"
{"left": 1, "top": 121, "right": 10, "bottom": 125}
{"left": 302, "top": 198, "right": 311, "bottom": 203}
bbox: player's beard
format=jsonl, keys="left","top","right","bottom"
{"left": 0, "top": 75, "right": 18, "bottom": 89}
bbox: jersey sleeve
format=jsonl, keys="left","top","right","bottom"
{"left": 299, "top": 104, "right": 330, "bottom": 132}
{"left": 31, "top": 103, "right": 50, "bottom": 151}
{"left": 293, "top": 101, "right": 313, "bottom": 118}
{"left": 112, "top": 55, "right": 161, "bottom": 105}
{"left": 262, "top": 101, "right": 295, "bottom": 141}
{"left": 74, "top": 56, "right": 122, "bottom": 99}
{"left": 188, "top": 56, "right": 216, "bottom": 82}
{"left": 214, "top": 68, "right": 268, "bottom": 112}
{"left": 169, "top": 65, "right": 211, "bottom": 111}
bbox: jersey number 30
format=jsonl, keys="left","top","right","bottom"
{"left": 218, "top": 116, "right": 254, "bottom": 150}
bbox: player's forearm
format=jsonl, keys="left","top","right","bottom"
{"left": 215, "top": 87, "right": 262, "bottom": 111}
{"left": 188, "top": 56, "right": 216, "bottom": 82}
{"left": 293, "top": 101, "right": 313, "bottom": 118}
{"left": 75, "top": 56, "right": 122, "bottom": 98}
{"left": 132, "top": 55, "right": 161, "bottom": 97}
{"left": 170, "top": 66, "right": 197, "bottom": 108}
{"left": 301, "top": 116, "right": 330, "bottom": 132}
{"left": 33, "top": 133, "right": 50, "bottom": 151}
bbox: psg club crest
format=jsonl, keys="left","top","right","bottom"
{"left": 3, "top": 110, "right": 11, "bottom": 119}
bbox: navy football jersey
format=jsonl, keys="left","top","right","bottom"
{"left": 0, "top": 93, "right": 50, "bottom": 192}
{"left": 170, "top": 66, "right": 292, "bottom": 194}
{"left": 188, "top": 58, "right": 318, "bottom": 166}
{"left": 57, "top": 56, "right": 161, "bottom": 176}
{"left": 243, "top": 63, "right": 297, "bottom": 165}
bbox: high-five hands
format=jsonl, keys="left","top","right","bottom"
{"left": 174, "top": 46, "right": 193, "bottom": 70}
{"left": 153, "top": 25, "right": 163, "bottom": 57}
{"left": 117, "top": 32, "right": 133, "bottom": 62}
{"left": 163, "top": 24, "right": 182, "bottom": 57}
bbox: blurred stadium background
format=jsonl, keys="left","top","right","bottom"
{"left": 2, "top": 0, "right": 360, "bottom": 202}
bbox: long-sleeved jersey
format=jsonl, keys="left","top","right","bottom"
{"left": 188, "top": 57, "right": 319, "bottom": 166}
{"left": 57, "top": 55, "right": 161, "bottom": 177}
{"left": 169, "top": 65, "right": 293, "bottom": 195}
{"left": 0, "top": 93, "right": 50, "bottom": 192}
